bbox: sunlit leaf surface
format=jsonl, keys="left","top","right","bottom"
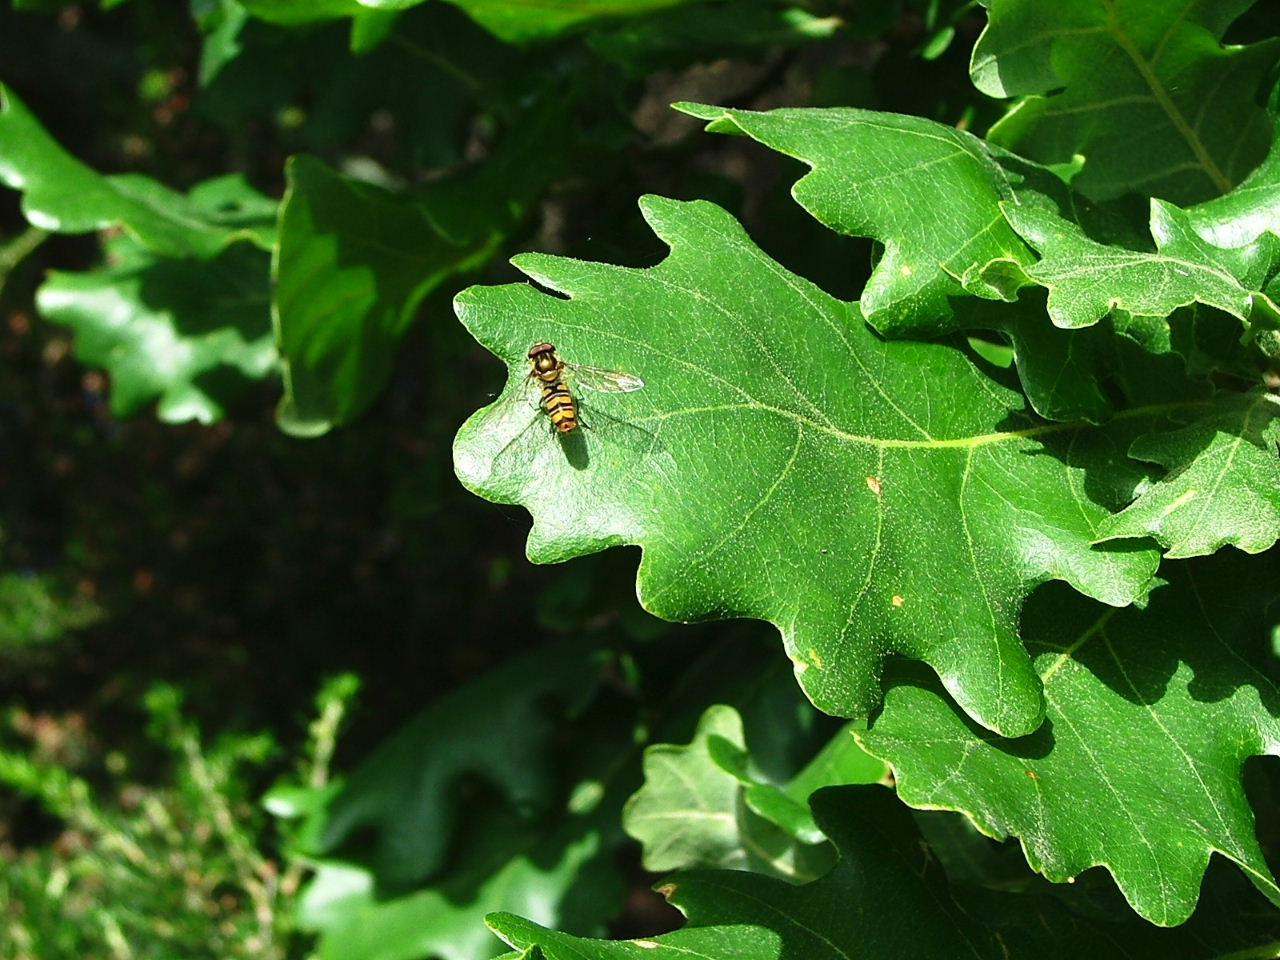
{"left": 454, "top": 197, "right": 1171, "bottom": 737}
{"left": 859, "top": 552, "right": 1280, "bottom": 925}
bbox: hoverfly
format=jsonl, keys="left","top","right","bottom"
{"left": 523, "top": 341, "right": 645, "bottom": 433}
{"left": 478, "top": 341, "right": 661, "bottom": 489}
{"left": 485, "top": 342, "right": 646, "bottom": 478}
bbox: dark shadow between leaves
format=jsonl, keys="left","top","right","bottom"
{"left": 189, "top": 366, "right": 265, "bottom": 415}
{"left": 995, "top": 410, "right": 1165, "bottom": 518}
{"left": 875, "top": 657, "right": 1056, "bottom": 761}
{"left": 1023, "top": 559, "right": 1280, "bottom": 717}
{"left": 136, "top": 243, "right": 272, "bottom": 339}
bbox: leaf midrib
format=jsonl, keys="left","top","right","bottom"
{"left": 633, "top": 400, "right": 1208, "bottom": 451}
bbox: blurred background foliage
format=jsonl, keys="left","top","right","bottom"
{"left": 0, "top": 1, "right": 1028, "bottom": 957}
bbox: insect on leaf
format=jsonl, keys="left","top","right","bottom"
{"left": 453, "top": 197, "right": 1173, "bottom": 737}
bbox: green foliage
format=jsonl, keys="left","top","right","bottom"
{"left": 973, "top": 0, "right": 1280, "bottom": 204}
{"left": 623, "top": 704, "right": 884, "bottom": 882}
{"left": 4, "top": 0, "right": 1280, "bottom": 958}
{"left": 0, "top": 82, "right": 279, "bottom": 422}
{"left": 37, "top": 234, "right": 275, "bottom": 422}
{"left": 1095, "top": 392, "right": 1280, "bottom": 556}
{"left": 0, "top": 574, "right": 103, "bottom": 654}
{"left": 993, "top": 196, "right": 1280, "bottom": 329}
{"left": 274, "top": 85, "right": 567, "bottom": 435}
{"left": 861, "top": 553, "right": 1280, "bottom": 925}
{"left": 670, "top": 101, "right": 1039, "bottom": 335}
{"left": 238, "top": 0, "right": 703, "bottom": 42}
{"left": 454, "top": 196, "right": 1168, "bottom": 737}
{"left": 0, "top": 675, "right": 356, "bottom": 958}
{"left": 492, "top": 787, "right": 1279, "bottom": 959}
{"left": 0, "top": 85, "right": 276, "bottom": 258}
{"left": 265, "top": 638, "right": 628, "bottom": 960}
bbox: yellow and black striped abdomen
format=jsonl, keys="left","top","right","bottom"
{"left": 540, "top": 379, "right": 578, "bottom": 432}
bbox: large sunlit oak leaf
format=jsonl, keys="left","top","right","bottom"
{"left": 972, "top": 0, "right": 1280, "bottom": 204}
{"left": 998, "top": 198, "right": 1280, "bottom": 330}
{"left": 35, "top": 235, "right": 276, "bottom": 424}
{"left": 491, "top": 785, "right": 1225, "bottom": 959}
{"left": 1095, "top": 391, "right": 1280, "bottom": 558}
{"left": 622, "top": 704, "right": 883, "bottom": 883}
{"left": 453, "top": 196, "right": 1166, "bottom": 737}
{"left": 859, "top": 552, "right": 1280, "bottom": 926}
{"left": 673, "top": 102, "right": 1036, "bottom": 336}
{"left": 0, "top": 83, "right": 276, "bottom": 258}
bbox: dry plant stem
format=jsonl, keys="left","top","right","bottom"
{"left": 280, "top": 675, "right": 358, "bottom": 900}
{"left": 175, "top": 725, "right": 277, "bottom": 945}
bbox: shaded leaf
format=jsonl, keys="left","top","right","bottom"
{"left": 1185, "top": 114, "right": 1280, "bottom": 249}
{"left": 1095, "top": 391, "right": 1280, "bottom": 557}
{"left": 233, "top": 0, "right": 353, "bottom": 24}
{"left": 35, "top": 236, "right": 275, "bottom": 423}
{"left": 493, "top": 785, "right": 1269, "bottom": 958}
{"left": 273, "top": 156, "right": 494, "bottom": 436}
{"left": 199, "top": 3, "right": 516, "bottom": 174}
{"left": 622, "top": 704, "right": 882, "bottom": 882}
{"left": 858, "top": 552, "right": 1280, "bottom": 925}
{"left": 973, "top": 0, "right": 1280, "bottom": 204}
{"left": 298, "top": 816, "right": 621, "bottom": 960}
{"left": 275, "top": 89, "right": 574, "bottom": 435}
{"left": 0, "top": 83, "right": 276, "bottom": 258}
{"left": 629, "top": 706, "right": 767, "bottom": 873}
{"left": 281, "top": 636, "right": 640, "bottom": 960}
{"left": 292, "top": 637, "right": 603, "bottom": 887}
{"left": 439, "top": 0, "right": 703, "bottom": 42}
{"left": 240, "top": 0, "right": 704, "bottom": 42}
{"left": 955, "top": 293, "right": 1172, "bottom": 424}
{"left": 588, "top": 3, "right": 840, "bottom": 73}
{"left": 493, "top": 787, "right": 996, "bottom": 959}
{"left": 453, "top": 196, "right": 1168, "bottom": 737}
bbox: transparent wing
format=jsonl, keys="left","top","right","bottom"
{"left": 563, "top": 361, "right": 645, "bottom": 394}
{"left": 486, "top": 377, "right": 548, "bottom": 481}
{"left": 515, "top": 371, "right": 543, "bottom": 409}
